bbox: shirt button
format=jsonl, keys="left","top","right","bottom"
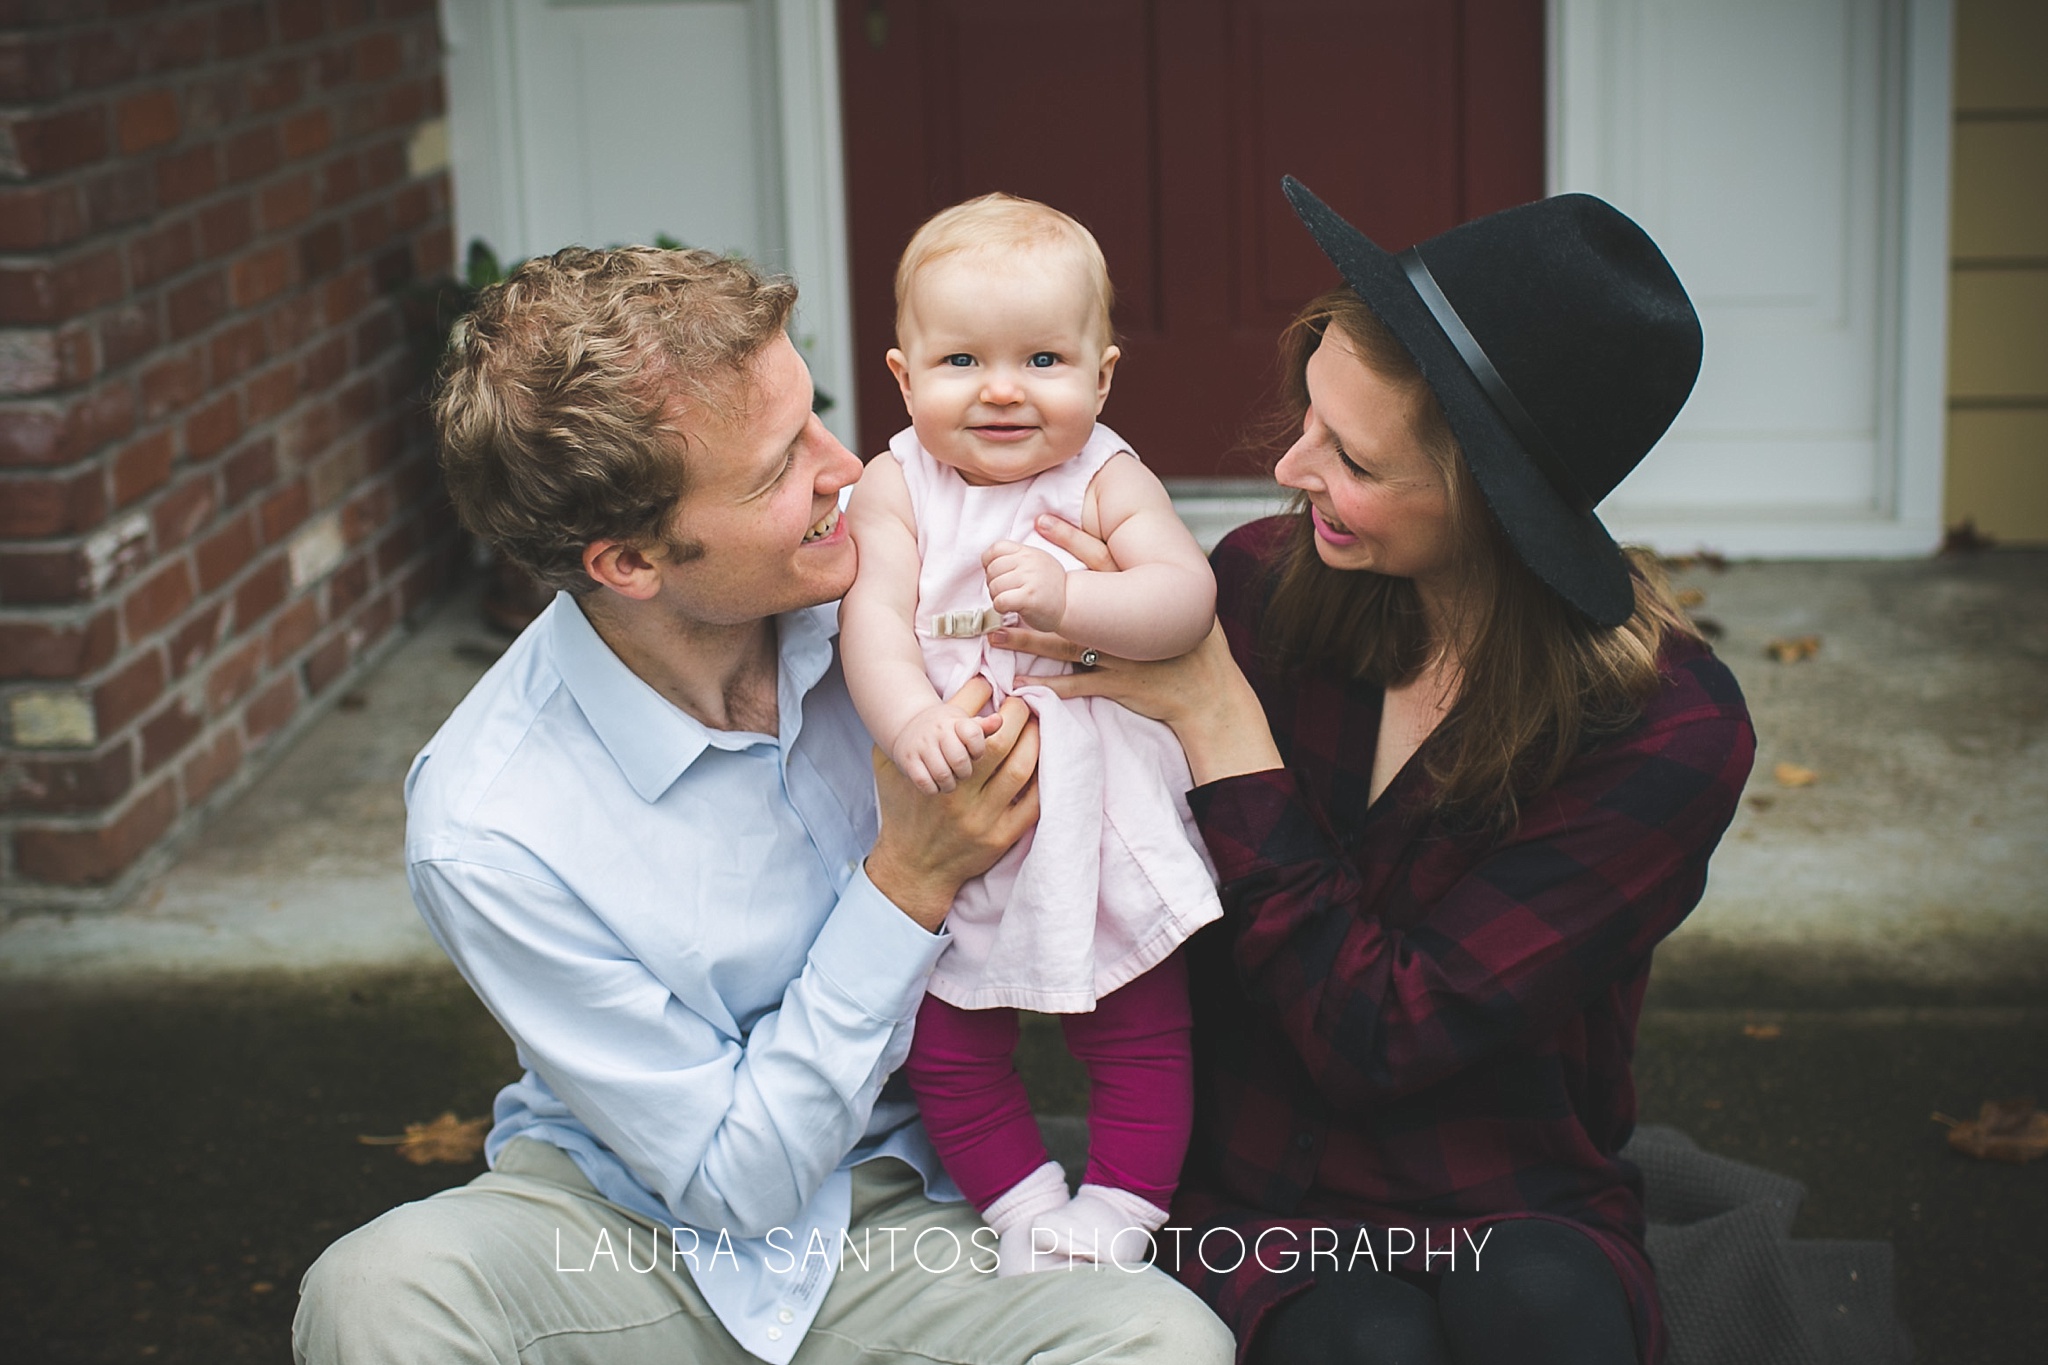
{"left": 767, "top": 1326, "right": 783, "bottom": 1342}
{"left": 1295, "top": 1131, "right": 1316, "bottom": 1150}
{"left": 778, "top": 1308, "right": 795, "bottom": 1324}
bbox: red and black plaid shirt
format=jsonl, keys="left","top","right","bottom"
{"left": 1164, "top": 519, "right": 1756, "bottom": 1363}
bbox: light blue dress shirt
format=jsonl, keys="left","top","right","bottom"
{"left": 405, "top": 592, "right": 957, "bottom": 1363}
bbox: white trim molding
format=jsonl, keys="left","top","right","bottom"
{"left": 773, "top": 0, "right": 860, "bottom": 451}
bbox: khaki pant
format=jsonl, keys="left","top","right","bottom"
{"left": 294, "top": 1139, "right": 1232, "bottom": 1364}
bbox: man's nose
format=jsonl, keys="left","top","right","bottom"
{"left": 813, "top": 419, "right": 862, "bottom": 491}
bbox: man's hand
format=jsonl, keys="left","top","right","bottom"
{"left": 984, "top": 541, "right": 1067, "bottom": 632}
{"left": 889, "top": 702, "right": 993, "bottom": 795}
{"left": 866, "top": 678, "right": 1040, "bottom": 932}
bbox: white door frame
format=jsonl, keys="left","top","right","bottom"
{"left": 437, "top": 0, "right": 862, "bottom": 449}
{"left": 1548, "top": 0, "right": 1954, "bottom": 558}
{"left": 771, "top": 0, "right": 861, "bottom": 450}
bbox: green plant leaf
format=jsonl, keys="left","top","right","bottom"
{"left": 465, "top": 239, "right": 504, "bottom": 291}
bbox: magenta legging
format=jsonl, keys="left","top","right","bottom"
{"left": 904, "top": 951, "right": 1194, "bottom": 1211}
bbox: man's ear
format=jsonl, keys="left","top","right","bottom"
{"left": 582, "top": 539, "right": 663, "bottom": 602}
{"left": 1094, "top": 345, "right": 1121, "bottom": 409}
{"left": 886, "top": 348, "right": 915, "bottom": 415}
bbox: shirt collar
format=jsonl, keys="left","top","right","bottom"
{"left": 549, "top": 592, "right": 842, "bottom": 804}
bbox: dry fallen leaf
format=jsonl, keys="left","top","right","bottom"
{"left": 1766, "top": 635, "right": 1822, "bottom": 662}
{"left": 1773, "top": 762, "right": 1820, "bottom": 788}
{"left": 1933, "top": 1099, "right": 2048, "bottom": 1163}
{"left": 1746, "top": 794, "right": 1777, "bottom": 812}
{"left": 1939, "top": 520, "right": 1995, "bottom": 555}
{"left": 1676, "top": 588, "right": 1707, "bottom": 608}
{"left": 1742, "top": 1023, "right": 1783, "bottom": 1040}
{"left": 358, "top": 1112, "right": 490, "bottom": 1165}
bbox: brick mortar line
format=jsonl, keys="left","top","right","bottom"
{"left": 0, "top": 34, "right": 448, "bottom": 375}
{"left": 0, "top": 7, "right": 461, "bottom": 889}
{"left": 0, "top": 9, "right": 438, "bottom": 120}
{"left": 0, "top": 179, "right": 453, "bottom": 503}
{"left": 0, "top": 308, "right": 445, "bottom": 521}
{"left": 0, "top": 131, "right": 449, "bottom": 398}
{"left": 0, "top": 508, "right": 438, "bottom": 789}
{"left": 0, "top": 531, "right": 454, "bottom": 834}
{"left": 0, "top": 357, "right": 443, "bottom": 685}
{"left": 0, "top": 558, "right": 456, "bottom": 912}
{"left": 0, "top": 323, "right": 444, "bottom": 608}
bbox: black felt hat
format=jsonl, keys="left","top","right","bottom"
{"left": 1281, "top": 176, "right": 1702, "bottom": 628}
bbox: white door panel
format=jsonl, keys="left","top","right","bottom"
{"left": 1551, "top": 0, "right": 1951, "bottom": 555}
{"left": 514, "top": 3, "right": 773, "bottom": 263}
{"left": 438, "top": 0, "right": 860, "bottom": 446}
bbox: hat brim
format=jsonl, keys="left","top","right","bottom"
{"left": 1281, "top": 177, "right": 1634, "bottom": 628}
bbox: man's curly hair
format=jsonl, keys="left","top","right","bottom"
{"left": 435, "top": 246, "right": 798, "bottom": 594}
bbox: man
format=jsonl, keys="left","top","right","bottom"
{"left": 292, "top": 247, "right": 1231, "bottom": 1365}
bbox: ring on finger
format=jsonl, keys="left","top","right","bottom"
{"left": 1078, "top": 648, "right": 1100, "bottom": 669}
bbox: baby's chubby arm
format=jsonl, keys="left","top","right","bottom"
{"left": 841, "top": 456, "right": 1000, "bottom": 794}
{"left": 986, "top": 451, "right": 1214, "bottom": 660}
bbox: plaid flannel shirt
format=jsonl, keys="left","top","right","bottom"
{"left": 1163, "top": 519, "right": 1756, "bottom": 1364}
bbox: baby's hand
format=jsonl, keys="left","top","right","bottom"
{"left": 890, "top": 703, "right": 992, "bottom": 794}
{"left": 984, "top": 541, "right": 1067, "bottom": 632}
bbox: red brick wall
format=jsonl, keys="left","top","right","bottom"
{"left": 0, "top": 0, "right": 461, "bottom": 909}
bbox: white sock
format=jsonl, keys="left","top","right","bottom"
{"left": 980, "top": 1162, "right": 1073, "bottom": 1278}
{"left": 1059, "top": 1183, "right": 1170, "bottom": 1270}
{"left": 994, "top": 1182, "right": 1172, "bottom": 1276}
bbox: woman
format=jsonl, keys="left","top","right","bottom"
{"left": 995, "top": 180, "right": 1756, "bottom": 1363}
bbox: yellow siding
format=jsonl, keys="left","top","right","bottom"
{"left": 1950, "top": 123, "right": 2048, "bottom": 258}
{"left": 1954, "top": 0, "right": 2048, "bottom": 110}
{"left": 1947, "top": 411, "right": 2048, "bottom": 541}
{"left": 1948, "top": 272, "right": 2048, "bottom": 399}
{"left": 1947, "top": 0, "right": 2048, "bottom": 543}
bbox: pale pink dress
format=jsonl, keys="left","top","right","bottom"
{"left": 890, "top": 422, "right": 1221, "bottom": 1013}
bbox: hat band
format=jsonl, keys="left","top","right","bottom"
{"left": 1397, "top": 247, "right": 1594, "bottom": 515}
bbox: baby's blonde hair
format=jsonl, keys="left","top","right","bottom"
{"left": 893, "top": 193, "right": 1115, "bottom": 345}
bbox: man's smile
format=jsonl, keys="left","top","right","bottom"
{"left": 802, "top": 507, "right": 843, "bottom": 544}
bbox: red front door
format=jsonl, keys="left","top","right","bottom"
{"left": 837, "top": 0, "right": 1544, "bottom": 477}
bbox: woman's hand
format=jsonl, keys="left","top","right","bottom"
{"left": 866, "top": 677, "right": 1040, "bottom": 932}
{"left": 995, "top": 514, "right": 1284, "bottom": 786}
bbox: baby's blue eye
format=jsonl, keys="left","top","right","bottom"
{"left": 943, "top": 354, "right": 974, "bottom": 367}
{"left": 1027, "top": 352, "right": 1059, "bottom": 368}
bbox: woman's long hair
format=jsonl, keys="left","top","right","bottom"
{"left": 1258, "top": 289, "right": 1701, "bottom": 835}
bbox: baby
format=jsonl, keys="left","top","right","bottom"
{"left": 841, "top": 194, "right": 1222, "bottom": 1274}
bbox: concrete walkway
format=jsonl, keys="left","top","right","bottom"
{"left": 5, "top": 551, "right": 2043, "bottom": 993}
{"left": 0, "top": 582, "right": 498, "bottom": 982}
{"left": 1651, "top": 551, "right": 2048, "bottom": 998}
{"left": 3, "top": 554, "right": 2043, "bottom": 1364}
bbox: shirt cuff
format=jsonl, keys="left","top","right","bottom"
{"left": 1187, "top": 768, "right": 1335, "bottom": 883}
{"left": 805, "top": 865, "right": 950, "bottom": 1023}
